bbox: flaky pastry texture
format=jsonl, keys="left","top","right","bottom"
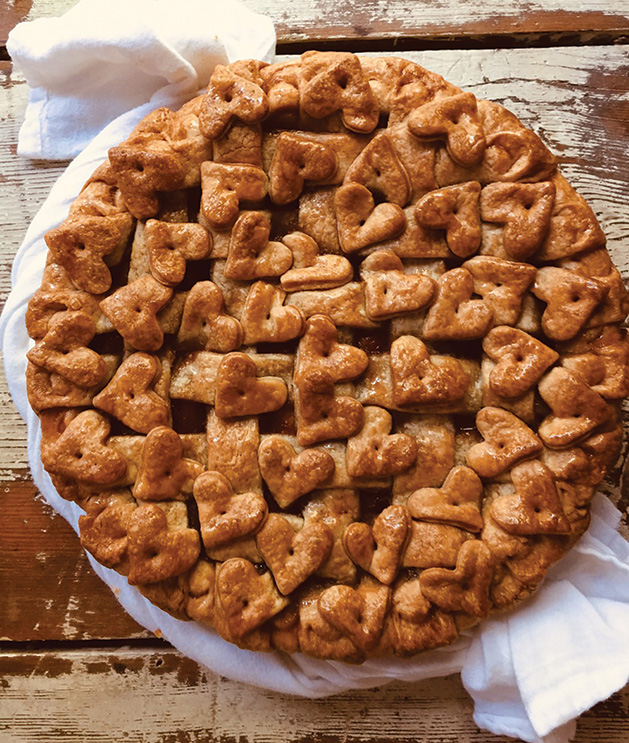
{"left": 26, "top": 52, "right": 629, "bottom": 662}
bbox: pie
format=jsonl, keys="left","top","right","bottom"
{"left": 24, "top": 51, "right": 629, "bottom": 662}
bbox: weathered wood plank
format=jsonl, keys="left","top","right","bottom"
{"left": 2, "top": 0, "right": 629, "bottom": 49}
{"left": 1, "top": 647, "right": 628, "bottom": 742}
{"left": 0, "top": 478, "right": 148, "bottom": 641}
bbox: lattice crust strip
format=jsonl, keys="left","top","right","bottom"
{"left": 26, "top": 51, "right": 629, "bottom": 662}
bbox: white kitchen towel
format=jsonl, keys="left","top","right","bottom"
{"left": 4, "top": 5, "right": 629, "bottom": 742}
{"left": 7, "top": 0, "right": 276, "bottom": 159}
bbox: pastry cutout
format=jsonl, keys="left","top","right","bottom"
{"left": 215, "top": 352, "right": 288, "bottom": 418}
{"left": 280, "top": 232, "right": 353, "bottom": 292}
{"left": 462, "top": 255, "right": 536, "bottom": 326}
{"left": 100, "top": 275, "right": 172, "bottom": 352}
{"left": 193, "top": 470, "right": 267, "bottom": 550}
{"left": 360, "top": 250, "right": 435, "bottom": 320}
{"left": 538, "top": 367, "right": 614, "bottom": 448}
{"left": 390, "top": 335, "right": 470, "bottom": 406}
{"left": 423, "top": 268, "right": 493, "bottom": 340}
{"left": 343, "top": 505, "right": 411, "bottom": 585}
{"left": 45, "top": 213, "right": 133, "bottom": 294}
{"left": 407, "top": 465, "right": 484, "bottom": 532}
{"left": 345, "top": 132, "right": 412, "bottom": 207}
{"left": 419, "top": 540, "right": 494, "bottom": 617}
{"left": 346, "top": 406, "right": 417, "bottom": 477}
{"left": 27, "top": 311, "right": 106, "bottom": 389}
{"left": 295, "top": 314, "right": 368, "bottom": 391}
{"left": 258, "top": 436, "right": 335, "bottom": 508}
{"left": 216, "top": 557, "right": 289, "bottom": 640}
{"left": 466, "top": 407, "right": 542, "bottom": 478}
{"left": 177, "top": 281, "right": 243, "bottom": 352}
{"left": 415, "top": 181, "right": 482, "bottom": 257}
{"left": 296, "top": 387, "right": 365, "bottom": 447}
{"left": 483, "top": 326, "right": 558, "bottom": 399}
{"left": 318, "top": 577, "right": 390, "bottom": 653}
{"left": 256, "top": 513, "right": 334, "bottom": 595}
{"left": 240, "top": 281, "right": 304, "bottom": 345}
{"left": 335, "top": 183, "right": 406, "bottom": 253}
{"left": 490, "top": 460, "right": 571, "bottom": 535}
{"left": 480, "top": 181, "right": 556, "bottom": 260}
{"left": 532, "top": 267, "right": 607, "bottom": 341}
{"left": 93, "top": 352, "right": 169, "bottom": 434}
{"left": 199, "top": 63, "right": 269, "bottom": 140}
{"left": 561, "top": 326, "right": 629, "bottom": 400}
{"left": 79, "top": 491, "right": 137, "bottom": 569}
{"left": 109, "top": 143, "right": 185, "bottom": 220}
{"left": 225, "top": 211, "right": 293, "bottom": 280}
{"left": 269, "top": 132, "right": 338, "bottom": 204}
{"left": 201, "top": 162, "right": 268, "bottom": 229}
{"left": 133, "top": 426, "right": 203, "bottom": 501}
{"left": 127, "top": 502, "right": 200, "bottom": 584}
{"left": 40, "top": 410, "right": 127, "bottom": 485}
{"left": 408, "top": 92, "right": 485, "bottom": 166}
{"left": 145, "top": 220, "right": 211, "bottom": 286}
{"left": 300, "top": 50, "right": 380, "bottom": 133}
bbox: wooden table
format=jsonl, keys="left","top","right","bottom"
{"left": 1, "top": 2, "right": 628, "bottom": 741}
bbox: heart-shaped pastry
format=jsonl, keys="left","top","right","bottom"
{"left": 346, "top": 405, "right": 417, "bottom": 477}
{"left": 480, "top": 181, "right": 556, "bottom": 260}
{"left": 193, "top": 470, "right": 268, "bottom": 550}
{"left": 256, "top": 513, "right": 334, "bottom": 594}
{"left": 269, "top": 133, "right": 338, "bottom": 204}
{"left": 241, "top": 281, "right": 304, "bottom": 345}
{"left": 466, "top": 407, "right": 543, "bottom": 478}
{"left": 345, "top": 132, "right": 412, "bottom": 207}
{"left": 390, "top": 335, "right": 470, "bottom": 406}
{"left": 40, "top": 410, "right": 127, "bottom": 485}
{"left": 423, "top": 268, "right": 493, "bottom": 341}
{"left": 93, "top": 352, "right": 169, "bottom": 434}
{"left": 360, "top": 250, "right": 435, "bottom": 320}
{"left": 295, "top": 314, "right": 368, "bottom": 391}
{"left": 201, "top": 162, "right": 268, "bottom": 229}
{"left": 407, "top": 466, "right": 484, "bottom": 532}
{"left": 199, "top": 63, "right": 269, "bottom": 140}
{"left": 27, "top": 311, "right": 106, "bottom": 389}
{"left": 145, "top": 220, "right": 211, "bottom": 286}
{"left": 133, "top": 426, "right": 203, "bottom": 501}
{"left": 280, "top": 232, "right": 353, "bottom": 292}
{"left": 296, "top": 387, "right": 365, "bottom": 447}
{"left": 344, "top": 504, "right": 411, "bottom": 585}
{"left": 483, "top": 326, "right": 559, "bottom": 399}
{"left": 462, "top": 255, "right": 537, "bottom": 326}
{"left": 419, "top": 540, "right": 494, "bottom": 617}
{"left": 415, "top": 181, "right": 482, "bottom": 257}
{"left": 258, "top": 436, "right": 335, "bottom": 508}
{"left": 408, "top": 92, "right": 485, "bottom": 166}
{"left": 126, "top": 502, "right": 200, "bottom": 585}
{"left": 335, "top": 182, "right": 406, "bottom": 253}
{"left": 318, "top": 577, "right": 390, "bottom": 653}
{"left": 490, "top": 460, "right": 571, "bottom": 535}
{"left": 225, "top": 211, "right": 293, "bottom": 281}
{"left": 215, "top": 557, "right": 288, "bottom": 641}
{"left": 177, "top": 281, "right": 243, "bottom": 352}
{"left": 537, "top": 367, "right": 614, "bottom": 448}
{"left": 214, "top": 352, "right": 288, "bottom": 418}
{"left": 78, "top": 491, "right": 137, "bottom": 570}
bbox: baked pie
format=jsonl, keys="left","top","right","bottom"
{"left": 25, "top": 51, "right": 629, "bottom": 662}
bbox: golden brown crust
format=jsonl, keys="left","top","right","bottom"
{"left": 26, "top": 51, "right": 628, "bottom": 662}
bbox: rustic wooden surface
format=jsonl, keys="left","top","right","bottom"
{"left": 1, "top": 1, "right": 629, "bottom": 741}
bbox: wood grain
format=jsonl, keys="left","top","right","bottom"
{"left": 2, "top": 0, "right": 629, "bottom": 50}
{"left": 1, "top": 648, "right": 628, "bottom": 742}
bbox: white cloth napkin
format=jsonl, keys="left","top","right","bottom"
{"left": 4, "top": 4, "right": 629, "bottom": 741}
